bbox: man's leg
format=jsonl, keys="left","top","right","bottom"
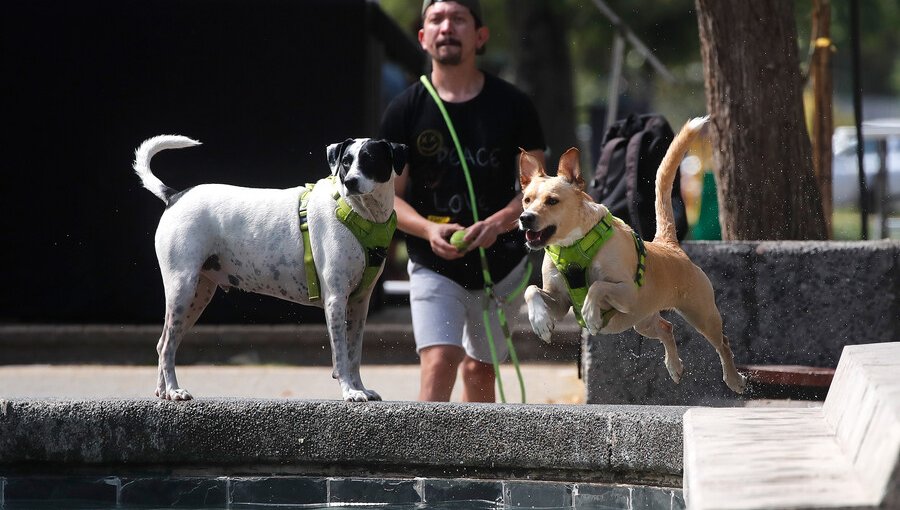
{"left": 460, "top": 355, "right": 496, "bottom": 402}
{"left": 418, "top": 344, "right": 465, "bottom": 401}
{"left": 459, "top": 258, "right": 529, "bottom": 403}
{"left": 408, "top": 261, "right": 468, "bottom": 402}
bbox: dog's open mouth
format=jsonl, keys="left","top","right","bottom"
{"left": 524, "top": 226, "right": 556, "bottom": 248}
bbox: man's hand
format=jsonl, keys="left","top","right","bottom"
{"left": 462, "top": 219, "right": 505, "bottom": 251}
{"left": 456, "top": 190, "right": 526, "bottom": 253}
{"left": 427, "top": 222, "right": 467, "bottom": 260}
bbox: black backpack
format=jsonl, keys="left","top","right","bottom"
{"left": 587, "top": 113, "right": 689, "bottom": 241}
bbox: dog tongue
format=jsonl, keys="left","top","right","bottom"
{"left": 525, "top": 230, "right": 541, "bottom": 243}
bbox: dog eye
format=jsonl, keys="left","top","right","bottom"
{"left": 342, "top": 156, "right": 353, "bottom": 167}
{"left": 523, "top": 197, "right": 531, "bottom": 204}
{"left": 546, "top": 197, "right": 559, "bottom": 206}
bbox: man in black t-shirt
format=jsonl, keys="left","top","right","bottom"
{"left": 379, "top": 0, "right": 545, "bottom": 402}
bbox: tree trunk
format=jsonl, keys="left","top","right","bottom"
{"left": 811, "top": 0, "right": 834, "bottom": 238}
{"left": 506, "top": 0, "right": 576, "bottom": 173}
{"left": 695, "top": 0, "right": 828, "bottom": 240}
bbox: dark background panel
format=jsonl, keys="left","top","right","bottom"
{"left": 1, "top": 0, "right": 422, "bottom": 323}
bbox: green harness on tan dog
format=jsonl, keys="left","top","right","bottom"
{"left": 544, "top": 211, "right": 646, "bottom": 328}
{"left": 298, "top": 176, "right": 397, "bottom": 301}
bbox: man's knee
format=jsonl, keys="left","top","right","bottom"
{"left": 460, "top": 356, "right": 495, "bottom": 381}
{"left": 420, "top": 345, "right": 465, "bottom": 373}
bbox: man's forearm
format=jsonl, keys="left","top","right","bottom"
{"left": 394, "top": 196, "right": 436, "bottom": 240}
{"left": 483, "top": 192, "right": 524, "bottom": 234}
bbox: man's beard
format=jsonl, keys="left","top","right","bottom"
{"left": 435, "top": 52, "right": 462, "bottom": 65}
{"left": 433, "top": 40, "right": 462, "bottom": 65}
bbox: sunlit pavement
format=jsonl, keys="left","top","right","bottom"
{"left": 0, "top": 363, "right": 585, "bottom": 404}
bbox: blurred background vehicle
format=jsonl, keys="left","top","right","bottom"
{"left": 832, "top": 118, "right": 900, "bottom": 208}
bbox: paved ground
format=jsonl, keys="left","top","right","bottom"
{"left": 0, "top": 363, "right": 585, "bottom": 404}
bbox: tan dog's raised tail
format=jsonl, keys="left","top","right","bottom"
{"left": 518, "top": 116, "right": 745, "bottom": 393}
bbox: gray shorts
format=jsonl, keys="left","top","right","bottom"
{"left": 407, "top": 257, "right": 529, "bottom": 364}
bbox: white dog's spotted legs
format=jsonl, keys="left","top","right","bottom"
{"left": 155, "top": 274, "right": 217, "bottom": 400}
{"left": 634, "top": 314, "right": 684, "bottom": 383}
{"left": 155, "top": 275, "right": 217, "bottom": 400}
{"left": 345, "top": 298, "right": 381, "bottom": 401}
{"left": 325, "top": 296, "right": 377, "bottom": 402}
{"left": 156, "top": 322, "right": 191, "bottom": 400}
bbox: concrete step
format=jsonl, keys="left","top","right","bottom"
{"left": 0, "top": 305, "right": 582, "bottom": 366}
{"left": 683, "top": 342, "right": 900, "bottom": 510}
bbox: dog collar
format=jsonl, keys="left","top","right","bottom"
{"left": 298, "top": 177, "right": 397, "bottom": 302}
{"left": 545, "top": 212, "right": 646, "bottom": 329}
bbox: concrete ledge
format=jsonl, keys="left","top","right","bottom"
{"left": 683, "top": 342, "right": 900, "bottom": 509}
{"left": 822, "top": 342, "right": 900, "bottom": 508}
{"left": 0, "top": 314, "right": 582, "bottom": 366}
{"left": 0, "top": 400, "right": 686, "bottom": 486}
{"left": 583, "top": 241, "right": 900, "bottom": 405}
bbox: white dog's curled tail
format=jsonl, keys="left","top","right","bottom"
{"left": 654, "top": 115, "right": 709, "bottom": 244}
{"left": 132, "top": 135, "right": 201, "bottom": 205}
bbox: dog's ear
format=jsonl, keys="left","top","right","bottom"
{"left": 557, "top": 147, "right": 585, "bottom": 190}
{"left": 326, "top": 138, "right": 354, "bottom": 175}
{"left": 518, "top": 148, "right": 545, "bottom": 189}
{"left": 386, "top": 141, "right": 408, "bottom": 175}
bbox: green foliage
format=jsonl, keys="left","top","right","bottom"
{"left": 379, "top": 0, "right": 419, "bottom": 35}
{"left": 377, "top": 0, "right": 898, "bottom": 117}
{"left": 795, "top": 0, "right": 900, "bottom": 96}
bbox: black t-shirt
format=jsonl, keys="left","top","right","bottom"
{"left": 379, "top": 73, "right": 546, "bottom": 289}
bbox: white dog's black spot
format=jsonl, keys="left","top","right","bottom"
{"left": 202, "top": 255, "right": 221, "bottom": 271}
{"left": 228, "top": 275, "right": 242, "bottom": 286}
{"left": 165, "top": 186, "right": 196, "bottom": 208}
{"left": 357, "top": 140, "right": 407, "bottom": 182}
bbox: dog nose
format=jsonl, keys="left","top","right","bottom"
{"left": 344, "top": 176, "right": 360, "bottom": 194}
{"left": 519, "top": 212, "right": 536, "bottom": 230}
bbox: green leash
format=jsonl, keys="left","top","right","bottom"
{"left": 420, "top": 74, "right": 528, "bottom": 404}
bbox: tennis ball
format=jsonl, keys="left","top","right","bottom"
{"left": 450, "top": 229, "right": 469, "bottom": 252}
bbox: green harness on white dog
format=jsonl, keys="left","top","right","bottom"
{"left": 545, "top": 211, "right": 646, "bottom": 329}
{"left": 298, "top": 176, "right": 397, "bottom": 302}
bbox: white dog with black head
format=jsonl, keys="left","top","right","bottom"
{"left": 132, "top": 136, "right": 406, "bottom": 401}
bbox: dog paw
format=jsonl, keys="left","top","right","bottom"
{"left": 530, "top": 319, "right": 554, "bottom": 343}
{"left": 158, "top": 388, "right": 193, "bottom": 401}
{"left": 583, "top": 319, "right": 604, "bottom": 336}
{"left": 527, "top": 305, "right": 554, "bottom": 343}
{"left": 726, "top": 373, "right": 748, "bottom": 394}
{"left": 363, "top": 389, "right": 382, "bottom": 401}
{"left": 343, "top": 388, "right": 379, "bottom": 402}
{"left": 582, "top": 308, "right": 604, "bottom": 336}
{"left": 666, "top": 358, "right": 684, "bottom": 384}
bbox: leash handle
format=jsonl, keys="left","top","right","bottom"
{"left": 420, "top": 74, "right": 526, "bottom": 404}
